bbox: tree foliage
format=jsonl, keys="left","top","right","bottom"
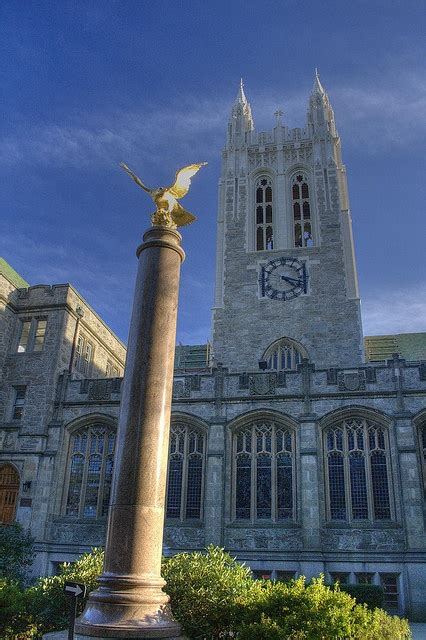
{"left": 0, "top": 523, "right": 35, "bottom": 585}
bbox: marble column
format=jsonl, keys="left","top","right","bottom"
{"left": 75, "top": 226, "right": 184, "bottom": 639}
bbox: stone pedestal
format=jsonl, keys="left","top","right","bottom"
{"left": 75, "top": 226, "right": 185, "bottom": 638}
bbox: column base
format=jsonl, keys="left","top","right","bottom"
{"left": 74, "top": 574, "right": 182, "bottom": 639}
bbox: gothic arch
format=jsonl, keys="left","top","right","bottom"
{"left": 262, "top": 337, "right": 308, "bottom": 371}
{"left": 166, "top": 413, "right": 208, "bottom": 521}
{"left": 62, "top": 414, "right": 118, "bottom": 519}
{"left": 0, "top": 462, "right": 20, "bottom": 524}
{"left": 287, "top": 166, "right": 317, "bottom": 248}
{"left": 227, "top": 410, "right": 298, "bottom": 523}
{"left": 248, "top": 169, "right": 276, "bottom": 252}
{"left": 319, "top": 406, "right": 394, "bottom": 524}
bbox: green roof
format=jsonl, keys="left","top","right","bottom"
{"left": 0, "top": 258, "right": 29, "bottom": 289}
{"left": 364, "top": 333, "right": 426, "bottom": 362}
{"left": 174, "top": 344, "right": 210, "bottom": 372}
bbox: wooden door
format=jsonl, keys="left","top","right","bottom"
{"left": 0, "top": 464, "right": 20, "bottom": 523}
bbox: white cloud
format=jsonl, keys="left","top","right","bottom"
{"left": 1, "top": 67, "right": 425, "bottom": 172}
{"left": 361, "top": 284, "right": 426, "bottom": 336}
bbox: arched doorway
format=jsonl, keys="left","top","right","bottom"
{"left": 0, "top": 463, "right": 20, "bottom": 523}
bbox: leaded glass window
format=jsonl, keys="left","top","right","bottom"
{"left": 255, "top": 176, "right": 274, "bottom": 251}
{"left": 292, "top": 174, "right": 313, "bottom": 247}
{"left": 325, "top": 418, "right": 392, "bottom": 523}
{"left": 64, "top": 423, "right": 116, "bottom": 518}
{"left": 166, "top": 423, "right": 205, "bottom": 520}
{"left": 263, "top": 338, "right": 306, "bottom": 372}
{"left": 234, "top": 420, "right": 295, "bottom": 522}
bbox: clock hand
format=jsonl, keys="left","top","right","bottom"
{"left": 280, "top": 275, "right": 302, "bottom": 285}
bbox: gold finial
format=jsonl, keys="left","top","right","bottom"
{"left": 119, "top": 162, "right": 207, "bottom": 228}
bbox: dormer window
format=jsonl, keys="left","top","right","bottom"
{"left": 255, "top": 176, "right": 274, "bottom": 251}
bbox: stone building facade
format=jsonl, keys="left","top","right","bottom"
{"left": 1, "top": 76, "right": 426, "bottom": 620}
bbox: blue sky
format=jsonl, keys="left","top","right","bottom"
{"left": 1, "top": 0, "right": 425, "bottom": 345}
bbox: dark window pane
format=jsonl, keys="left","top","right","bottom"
{"left": 256, "top": 206, "right": 263, "bottom": 224}
{"left": 66, "top": 455, "right": 84, "bottom": 516}
{"left": 303, "top": 201, "right": 310, "bottom": 218}
{"left": 236, "top": 454, "right": 251, "bottom": 519}
{"left": 256, "top": 454, "right": 271, "bottom": 519}
{"left": 349, "top": 453, "right": 368, "bottom": 519}
{"left": 266, "top": 205, "right": 272, "bottom": 223}
{"left": 293, "top": 203, "right": 301, "bottom": 220}
{"left": 265, "top": 186, "right": 272, "bottom": 202}
{"left": 328, "top": 454, "right": 346, "bottom": 519}
{"left": 83, "top": 456, "right": 102, "bottom": 517}
{"left": 277, "top": 456, "right": 293, "bottom": 519}
{"left": 166, "top": 456, "right": 183, "bottom": 518}
{"left": 256, "top": 226, "right": 264, "bottom": 251}
{"left": 292, "top": 184, "right": 300, "bottom": 200}
{"left": 256, "top": 187, "right": 263, "bottom": 203}
{"left": 294, "top": 224, "right": 302, "bottom": 247}
{"left": 371, "top": 451, "right": 391, "bottom": 519}
{"left": 301, "top": 182, "right": 309, "bottom": 198}
{"left": 186, "top": 455, "right": 203, "bottom": 518}
{"left": 266, "top": 226, "right": 273, "bottom": 250}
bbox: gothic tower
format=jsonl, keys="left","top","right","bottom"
{"left": 212, "top": 74, "right": 363, "bottom": 371}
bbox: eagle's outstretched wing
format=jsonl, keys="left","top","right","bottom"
{"left": 168, "top": 162, "right": 207, "bottom": 199}
{"left": 119, "top": 162, "right": 152, "bottom": 193}
{"left": 171, "top": 201, "right": 196, "bottom": 227}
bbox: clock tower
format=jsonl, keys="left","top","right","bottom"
{"left": 212, "top": 75, "right": 363, "bottom": 371}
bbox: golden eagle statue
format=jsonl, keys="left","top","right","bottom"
{"left": 119, "top": 161, "right": 207, "bottom": 228}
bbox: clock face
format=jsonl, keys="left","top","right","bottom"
{"left": 261, "top": 258, "right": 307, "bottom": 301}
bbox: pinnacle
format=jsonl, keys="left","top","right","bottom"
{"left": 312, "top": 68, "right": 325, "bottom": 95}
{"left": 235, "top": 77, "right": 248, "bottom": 105}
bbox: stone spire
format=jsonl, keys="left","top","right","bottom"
{"left": 308, "top": 69, "right": 337, "bottom": 137}
{"left": 227, "top": 78, "right": 254, "bottom": 145}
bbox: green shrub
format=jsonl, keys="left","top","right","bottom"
{"left": 235, "top": 576, "right": 411, "bottom": 639}
{"left": 25, "top": 547, "right": 104, "bottom": 636}
{"left": 340, "top": 584, "right": 384, "bottom": 609}
{"left": 0, "top": 523, "right": 35, "bottom": 585}
{"left": 162, "top": 544, "right": 253, "bottom": 639}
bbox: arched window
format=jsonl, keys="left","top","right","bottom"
{"left": 324, "top": 418, "right": 392, "bottom": 523}
{"left": 64, "top": 423, "right": 116, "bottom": 518}
{"left": 166, "top": 422, "right": 205, "bottom": 520}
{"left": 263, "top": 338, "right": 307, "bottom": 371}
{"left": 233, "top": 420, "right": 295, "bottom": 522}
{"left": 0, "top": 464, "right": 20, "bottom": 524}
{"left": 255, "top": 176, "right": 274, "bottom": 251}
{"left": 292, "top": 173, "right": 313, "bottom": 248}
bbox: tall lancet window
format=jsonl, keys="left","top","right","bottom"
{"left": 166, "top": 422, "right": 205, "bottom": 521}
{"left": 255, "top": 176, "right": 273, "bottom": 251}
{"left": 292, "top": 174, "right": 313, "bottom": 248}
{"left": 325, "top": 418, "right": 392, "bottom": 523}
{"left": 234, "top": 420, "right": 295, "bottom": 522}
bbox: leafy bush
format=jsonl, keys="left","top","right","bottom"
{"left": 26, "top": 547, "right": 104, "bottom": 636}
{"left": 162, "top": 545, "right": 253, "bottom": 639}
{"left": 235, "top": 576, "right": 410, "bottom": 639}
{"left": 0, "top": 523, "right": 35, "bottom": 585}
{"left": 340, "top": 584, "right": 384, "bottom": 609}
{"left": 0, "top": 545, "right": 412, "bottom": 640}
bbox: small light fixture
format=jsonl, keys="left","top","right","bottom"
{"left": 23, "top": 481, "right": 32, "bottom": 493}
{"left": 76, "top": 306, "right": 84, "bottom": 319}
{"left": 258, "top": 360, "right": 268, "bottom": 371}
